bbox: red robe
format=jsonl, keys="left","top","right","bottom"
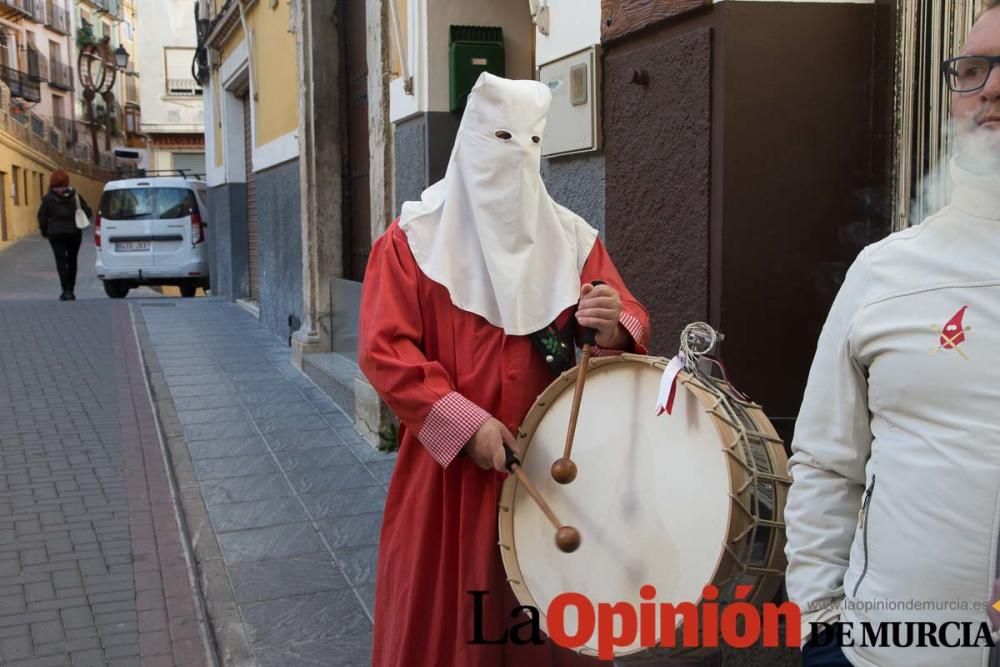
{"left": 359, "top": 221, "right": 651, "bottom": 666}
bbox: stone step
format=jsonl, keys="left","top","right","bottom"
{"left": 302, "top": 352, "right": 398, "bottom": 452}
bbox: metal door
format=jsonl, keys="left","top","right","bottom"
{"left": 242, "top": 93, "right": 260, "bottom": 302}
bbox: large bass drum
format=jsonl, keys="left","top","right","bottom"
{"left": 498, "top": 354, "right": 790, "bottom": 660}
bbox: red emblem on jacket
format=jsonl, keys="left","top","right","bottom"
{"left": 940, "top": 306, "right": 968, "bottom": 348}
{"left": 931, "top": 306, "right": 971, "bottom": 359}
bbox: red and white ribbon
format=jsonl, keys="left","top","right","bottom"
{"left": 656, "top": 355, "right": 685, "bottom": 416}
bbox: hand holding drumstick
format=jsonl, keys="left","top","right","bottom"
{"left": 465, "top": 418, "right": 520, "bottom": 472}
{"left": 552, "top": 281, "right": 627, "bottom": 484}
{"left": 576, "top": 281, "right": 628, "bottom": 349}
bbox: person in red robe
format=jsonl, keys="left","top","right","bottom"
{"left": 359, "top": 73, "right": 650, "bottom": 667}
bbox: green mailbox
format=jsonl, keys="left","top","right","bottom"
{"left": 449, "top": 25, "right": 505, "bottom": 113}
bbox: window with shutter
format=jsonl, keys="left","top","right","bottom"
{"left": 164, "top": 47, "right": 201, "bottom": 96}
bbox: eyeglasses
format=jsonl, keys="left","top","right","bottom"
{"left": 942, "top": 55, "right": 1000, "bottom": 93}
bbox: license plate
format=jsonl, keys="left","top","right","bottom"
{"left": 116, "top": 241, "right": 150, "bottom": 252}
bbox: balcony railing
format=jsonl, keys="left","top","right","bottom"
{"left": 0, "top": 0, "right": 33, "bottom": 20}
{"left": 45, "top": 1, "right": 69, "bottom": 34}
{"left": 48, "top": 60, "right": 73, "bottom": 90}
{"left": 166, "top": 79, "right": 202, "bottom": 97}
{"left": 0, "top": 65, "right": 41, "bottom": 102}
{"left": 26, "top": 49, "right": 47, "bottom": 82}
{"left": 0, "top": 107, "right": 117, "bottom": 181}
{"left": 29, "top": 0, "right": 44, "bottom": 23}
{"left": 52, "top": 115, "right": 76, "bottom": 144}
{"left": 89, "top": 0, "right": 121, "bottom": 20}
{"left": 30, "top": 112, "right": 44, "bottom": 138}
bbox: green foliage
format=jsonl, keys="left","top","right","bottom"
{"left": 76, "top": 26, "right": 96, "bottom": 48}
{"left": 377, "top": 421, "right": 399, "bottom": 453}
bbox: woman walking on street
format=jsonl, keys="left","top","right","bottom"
{"left": 37, "top": 169, "right": 92, "bottom": 301}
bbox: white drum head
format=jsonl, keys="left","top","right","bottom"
{"left": 508, "top": 359, "right": 731, "bottom": 656}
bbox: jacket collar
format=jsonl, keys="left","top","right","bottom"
{"left": 950, "top": 155, "right": 1000, "bottom": 221}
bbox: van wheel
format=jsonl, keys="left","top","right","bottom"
{"left": 103, "top": 281, "right": 130, "bottom": 299}
{"left": 179, "top": 285, "right": 197, "bottom": 298}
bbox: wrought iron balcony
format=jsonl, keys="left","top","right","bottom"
{"left": 53, "top": 114, "right": 77, "bottom": 145}
{"left": 0, "top": 0, "right": 33, "bottom": 21}
{"left": 48, "top": 60, "right": 73, "bottom": 91}
{"left": 90, "top": 0, "right": 121, "bottom": 20}
{"left": 26, "top": 48, "right": 47, "bottom": 82}
{"left": 29, "top": 112, "right": 44, "bottom": 139}
{"left": 45, "top": 1, "right": 69, "bottom": 34}
{"left": 29, "top": 0, "right": 44, "bottom": 23}
{"left": 0, "top": 65, "right": 41, "bottom": 102}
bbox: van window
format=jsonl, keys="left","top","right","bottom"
{"left": 101, "top": 188, "right": 154, "bottom": 220}
{"left": 156, "top": 188, "right": 199, "bottom": 219}
{"left": 100, "top": 187, "right": 200, "bottom": 220}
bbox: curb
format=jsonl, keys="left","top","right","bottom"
{"left": 130, "top": 302, "right": 256, "bottom": 667}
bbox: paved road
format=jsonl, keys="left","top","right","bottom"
{"left": 0, "top": 303, "right": 214, "bottom": 666}
{"left": 0, "top": 234, "right": 213, "bottom": 666}
{"left": 1, "top": 227, "right": 391, "bottom": 666}
{"left": 0, "top": 230, "right": 162, "bottom": 302}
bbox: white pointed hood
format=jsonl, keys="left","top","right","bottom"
{"left": 398, "top": 73, "right": 598, "bottom": 336}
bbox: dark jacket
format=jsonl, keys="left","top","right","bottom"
{"left": 38, "top": 187, "right": 92, "bottom": 238}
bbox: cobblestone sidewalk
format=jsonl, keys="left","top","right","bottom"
{"left": 0, "top": 301, "right": 213, "bottom": 667}
{"left": 135, "top": 299, "right": 395, "bottom": 666}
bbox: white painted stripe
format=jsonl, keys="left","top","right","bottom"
{"left": 252, "top": 130, "right": 299, "bottom": 173}
{"left": 389, "top": 78, "right": 420, "bottom": 123}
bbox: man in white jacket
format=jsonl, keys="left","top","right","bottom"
{"left": 785, "top": 3, "right": 1000, "bottom": 666}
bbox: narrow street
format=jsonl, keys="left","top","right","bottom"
{"left": 0, "top": 230, "right": 161, "bottom": 302}
{"left": 0, "top": 232, "right": 387, "bottom": 666}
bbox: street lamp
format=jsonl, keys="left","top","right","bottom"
{"left": 77, "top": 37, "right": 130, "bottom": 165}
{"left": 113, "top": 45, "right": 129, "bottom": 70}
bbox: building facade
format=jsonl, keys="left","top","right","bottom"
{"left": 68, "top": 0, "right": 139, "bottom": 167}
{"left": 191, "top": 0, "right": 987, "bottom": 464}
{"left": 199, "top": 0, "right": 302, "bottom": 339}
{"left": 135, "top": 0, "right": 204, "bottom": 175}
{"left": 0, "top": 0, "right": 117, "bottom": 241}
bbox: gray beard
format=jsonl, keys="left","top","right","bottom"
{"left": 955, "top": 130, "right": 1000, "bottom": 175}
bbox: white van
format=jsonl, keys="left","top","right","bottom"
{"left": 95, "top": 176, "right": 210, "bottom": 298}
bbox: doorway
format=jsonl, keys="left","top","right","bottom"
{"left": 241, "top": 90, "right": 260, "bottom": 302}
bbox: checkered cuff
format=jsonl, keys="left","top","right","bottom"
{"left": 592, "top": 311, "right": 647, "bottom": 356}
{"left": 418, "top": 392, "right": 492, "bottom": 468}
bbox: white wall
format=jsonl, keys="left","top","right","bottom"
{"left": 135, "top": 0, "right": 204, "bottom": 134}
{"left": 390, "top": 0, "right": 534, "bottom": 120}
{"left": 535, "top": 0, "right": 601, "bottom": 66}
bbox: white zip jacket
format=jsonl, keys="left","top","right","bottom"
{"left": 785, "top": 157, "right": 1000, "bottom": 667}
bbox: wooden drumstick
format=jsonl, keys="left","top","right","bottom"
{"left": 551, "top": 280, "right": 605, "bottom": 485}
{"left": 504, "top": 445, "right": 581, "bottom": 553}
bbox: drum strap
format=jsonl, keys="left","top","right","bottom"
{"left": 527, "top": 316, "right": 577, "bottom": 377}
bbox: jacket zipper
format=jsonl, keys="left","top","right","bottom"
{"left": 853, "top": 476, "right": 876, "bottom": 597}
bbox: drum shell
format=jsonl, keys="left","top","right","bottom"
{"left": 498, "top": 354, "right": 791, "bottom": 661}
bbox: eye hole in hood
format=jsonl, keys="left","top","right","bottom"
{"left": 494, "top": 130, "right": 512, "bottom": 140}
